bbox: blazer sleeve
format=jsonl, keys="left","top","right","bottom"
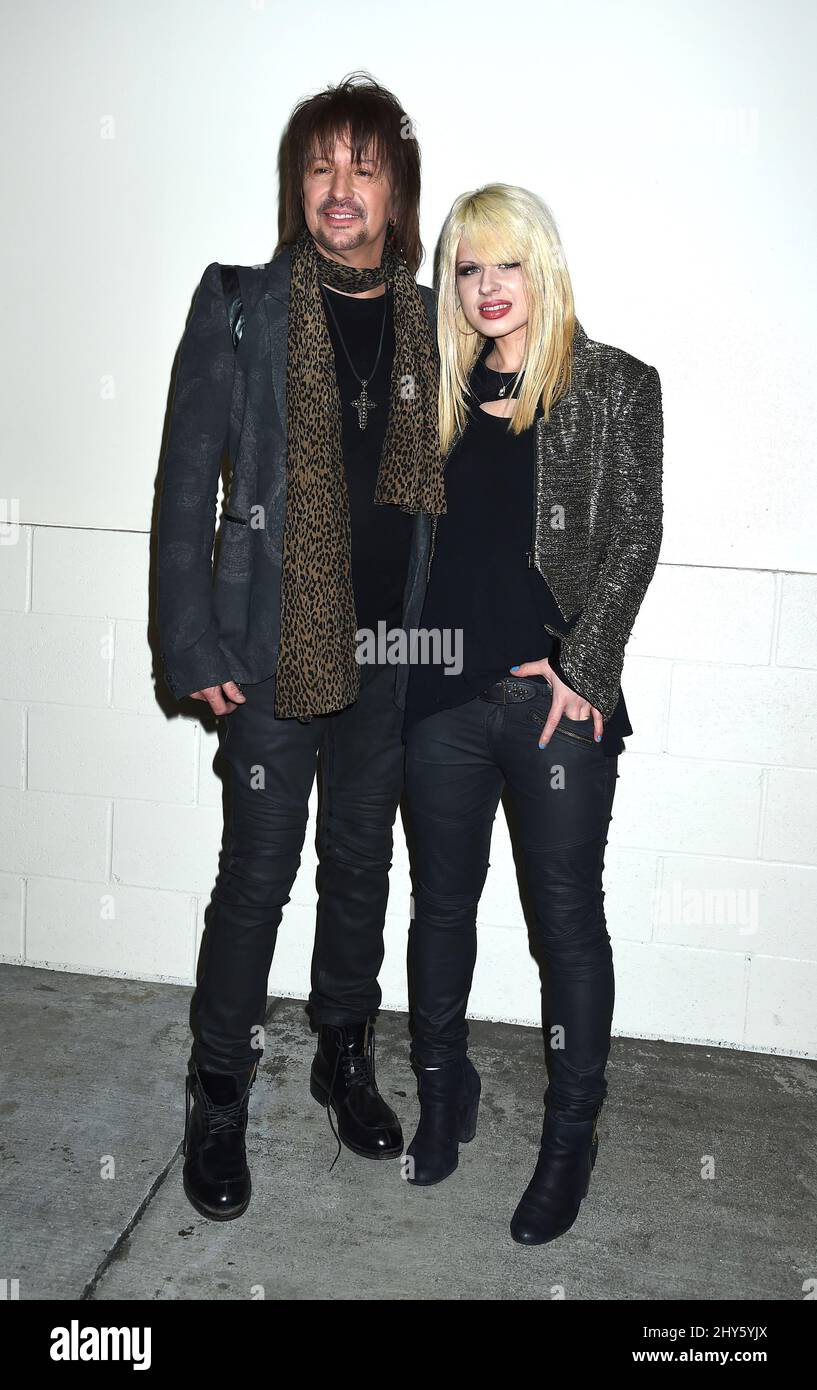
{"left": 548, "top": 364, "right": 664, "bottom": 718}
{"left": 156, "top": 261, "right": 236, "bottom": 701}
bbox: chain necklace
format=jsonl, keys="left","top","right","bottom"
{"left": 483, "top": 352, "right": 524, "bottom": 397}
{"left": 472, "top": 353, "right": 525, "bottom": 405}
{"left": 321, "top": 283, "right": 389, "bottom": 430}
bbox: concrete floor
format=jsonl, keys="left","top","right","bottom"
{"left": 0, "top": 962, "right": 814, "bottom": 1301}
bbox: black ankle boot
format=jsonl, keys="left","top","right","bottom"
{"left": 182, "top": 1061, "right": 257, "bottom": 1221}
{"left": 405, "top": 1056, "right": 481, "bottom": 1187}
{"left": 309, "top": 1019, "right": 403, "bottom": 1160}
{"left": 510, "top": 1103, "right": 601, "bottom": 1245}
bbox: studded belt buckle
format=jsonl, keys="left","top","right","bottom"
{"left": 505, "top": 680, "right": 537, "bottom": 703}
{"left": 479, "top": 678, "right": 543, "bottom": 704}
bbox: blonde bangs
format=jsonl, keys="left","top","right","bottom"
{"left": 436, "top": 184, "right": 576, "bottom": 453}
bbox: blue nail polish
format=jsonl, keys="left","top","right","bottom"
{"left": 510, "top": 665, "right": 519, "bottom": 672}
{"left": 595, "top": 734, "right": 602, "bottom": 742}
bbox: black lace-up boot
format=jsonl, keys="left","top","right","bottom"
{"left": 309, "top": 1019, "right": 403, "bottom": 1160}
{"left": 405, "top": 1056, "right": 481, "bottom": 1186}
{"left": 182, "top": 1060, "right": 257, "bottom": 1220}
{"left": 510, "top": 1102, "right": 602, "bottom": 1245}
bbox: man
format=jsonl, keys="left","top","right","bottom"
{"left": 156, "top": 73, "right": 444, "bottom": 1220}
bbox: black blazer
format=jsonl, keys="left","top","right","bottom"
{"left": 156, "top": 246, "right": 437, "bottom": 702}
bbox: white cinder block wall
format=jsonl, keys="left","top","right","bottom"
{"left": 1, "top": 526, "right": 815, "bottom": 1059}
{"left": 2, "top": 1, "right": 816, "bottom": 1061}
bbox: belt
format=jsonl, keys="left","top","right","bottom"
{"left": 478, "top": 677, "right": 550, "bottom": 704}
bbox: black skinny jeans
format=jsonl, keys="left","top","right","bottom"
{"left": 190, "top": 661, "right": 404, "bottom": 1076}
{"left": 404, "top": 678, "right": 619, "bottom": 1123}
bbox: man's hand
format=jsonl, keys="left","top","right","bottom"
{"left": 190, "top": 681, "right": 247, "bottom": 717}
{"left": 510, "top": 657, "right": 604, "bottom": 745}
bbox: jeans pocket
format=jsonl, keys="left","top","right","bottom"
{"left": 527, "top": 703, "right": 596, "bottom": 746}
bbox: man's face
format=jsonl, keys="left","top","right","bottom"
{"left": 302, "top": 132, "right": 395, "bottom": 264}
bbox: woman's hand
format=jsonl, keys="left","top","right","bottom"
{"left": 510, "top": 658, "right": 604, "bottom": 745}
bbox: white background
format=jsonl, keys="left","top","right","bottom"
{"left": 1, "top": 0, "right": 816, "bottom": 1057}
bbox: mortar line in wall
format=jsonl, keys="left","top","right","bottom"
{"left": 7, "top": 789, "right": 212, "bottom": 809}
{"left": 20, "top": 528, "right": 817, "bottom": 580}
{"left": 5, "top": 843, "right": 816, "bottom": 892}
{"left": 20, "top": 875, "right": 27, "bottom": 960}
{"left": 12, "top": 959, "right": 197, "bottom": 990}
{"left": 756, "top": 766, "right": 770, "bottom": 861}
{"left": 3, "top": 870, "right": 215, "bottom": 898}
{"left": 3, "top": 653, "right": 811, "bottom": 692}
{"left": 740, "top": 951, "right": 753, "bottom": 1046}
{"left": 25, "top": 524, "right": 33, "bottom": 613}
{"left": 7, "top": 744, "right": 814, "bottom": 802}
{"left": 190, "top": 895, "right": 198, "bottom": 982}
{"left": 609, "top": 845, "right": 815, "bottom": 869}
{"left": 105, "top": 621, "right": 115, "bottom": 707}
{"left": 628, "top": 655, "right": 816, "bottom": 671}
{"left": 21, "top": 704, "right": 29, "bottom": 790}
{"left": 619, "top": 751, "right": 816, "bottom": 770}
{"left": 105, "top": 801, "right": 114, "bottom": 882}
{"left": 768, "top": 571, "right": 783, "bottom": 667}
{"left": 191, "top": 722, "right": 201, "bottom": 804}
{"left": 650, "top": 855, "right": 664, "bottom": 943}
{"left": 476, "top": 914, "right": 817, "bottom": 960}
{"left": 662, "top": 663, "right": 674, "bottom": 751}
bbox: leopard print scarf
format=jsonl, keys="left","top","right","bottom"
{"left": 275, "top": 225, "right": 445, "bottom": 720}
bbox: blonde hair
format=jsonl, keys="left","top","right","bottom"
{"left": 436, "top": 183, "right": 575, "bottom": 453}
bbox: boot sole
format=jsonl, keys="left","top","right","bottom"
{"left": 182, "top": 1171, "right": 251, "bottom": 1222}
{"left": 405, "top": 1153, "right": 461, "bottom": 1187}
{"left": 309, "top": 1076, "right": 404, "bottom": 1159}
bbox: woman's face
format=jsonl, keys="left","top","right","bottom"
{"left": 454, "top": 235, "right": 528, "bottom": 341}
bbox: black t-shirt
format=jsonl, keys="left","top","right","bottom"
{"left": 403, "top": 347, "right": 632, "bottom": 753}
{"left": 320, "top": 283, "right": 414, "bottom": 645}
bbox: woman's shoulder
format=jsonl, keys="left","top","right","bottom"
{"left": 574, "top": 320, "right": 660, "bottom": 392}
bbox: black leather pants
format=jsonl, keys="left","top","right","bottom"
{"left": 404, "top": 682, "right": 619, "bottom": 1122}
{"left": 190, "top": 662, "right": 405, "bottom": 1075}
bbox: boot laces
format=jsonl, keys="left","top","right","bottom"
{"left": 184, "top": 1068, "right": 253, "bottom": 1152}
{"left": 322, "top": 1023, "right": 376, "bottom": 1173}
{"left": 340, "top": 1030, "right": 375, "bottom": 1088}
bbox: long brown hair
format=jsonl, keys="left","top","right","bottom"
{"left": 276, "top": 71, "right": 423, "bottom": 274}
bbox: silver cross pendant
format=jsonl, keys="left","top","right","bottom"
{"left": 351, "top": 380, "right": 376, "bottom": 430}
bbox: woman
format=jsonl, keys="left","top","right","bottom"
{"left": 402, "top": 184, "right": 663, "bottom": 1244}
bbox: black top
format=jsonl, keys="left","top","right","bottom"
{"left": 404, "top": 346, "right": 632, "bottom": 752}
{"left": 320, "top": 282, "right": 415, "bottom": 644}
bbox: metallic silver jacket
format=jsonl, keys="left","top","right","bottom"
{"left": 397, "top": 321, "right": 664, "bottom": 720}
